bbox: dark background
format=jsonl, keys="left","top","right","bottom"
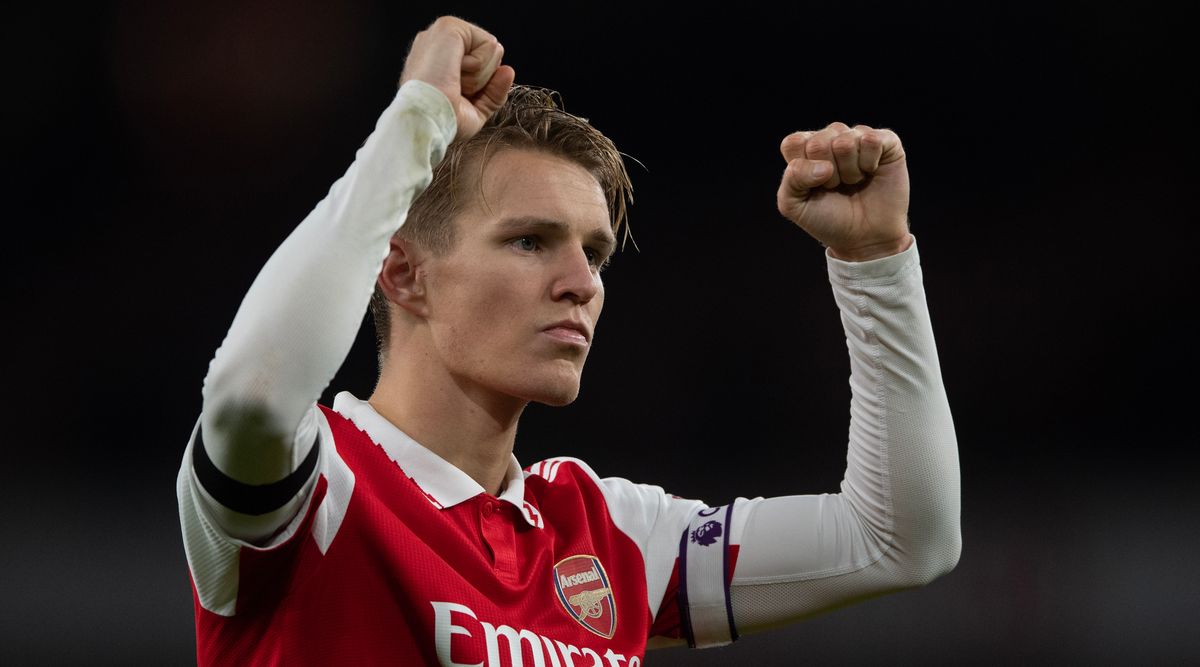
{"left": 4, "top": 1, "right": 1195, "bottom": 663}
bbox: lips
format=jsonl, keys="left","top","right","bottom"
{"left": 543, "top": 320, "right": 591, "bottom": 344}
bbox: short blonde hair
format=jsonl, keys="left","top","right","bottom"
{"left": 369, "top": 84, "right": 636, "bottom": 362}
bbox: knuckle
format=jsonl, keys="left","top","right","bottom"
{"left": 432, "top": 15, "right": 472, "bottom": 34}
{"left": 832, "top": 137, "right": 857, "bottom": 154}
{"left": 780, "top": 133, "right": 806, "bottom": 151}
{"left": 806, "top": 140, "right": 831, "bottom": 157}
{"left": 827, "top": 121, "right": 850, "bottom": 132}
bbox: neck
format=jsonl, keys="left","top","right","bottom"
{"left": 367, "top": 344, "right": 527, "bottom": 497}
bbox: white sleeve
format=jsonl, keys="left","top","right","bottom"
{"left": 674, "top": 235, "right": 962, "bottom": 647}
{"left": 180, "top": 79, "right": 457, "bottom": 543}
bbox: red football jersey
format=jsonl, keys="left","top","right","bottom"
{"left": 178, "top": 392, "right": 741, "bottom": 665}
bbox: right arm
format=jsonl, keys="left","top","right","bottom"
{"left": 187, "top": 17, "right": 513, "bottom": 543}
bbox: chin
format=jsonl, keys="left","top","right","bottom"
{"left": 525, "top": 377, "right": 581, "bottom": 407}
{"left": 521, "top": 368, "right": 583, "bottom": 407}
{"left": 487, "top": 359, "right": 584, "bottom": 407}
{"left": 534, "top": 387, "right": 580, "bottom": 407}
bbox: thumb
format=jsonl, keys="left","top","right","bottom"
{"left": 472, "top": 64, "right": 516, "bottom": 117}
{"left": 782, "top": 158, "right": 834, "bottom": 199}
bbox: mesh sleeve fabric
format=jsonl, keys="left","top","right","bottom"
{"left": 182, "top": 80, "right": 456, "bottom": 542}
{"left": 680, "top": 236, "right": 961, "bottom": 645}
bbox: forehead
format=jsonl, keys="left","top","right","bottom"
{"left": 459, "top": 149, "right": 613, "bottom": 240}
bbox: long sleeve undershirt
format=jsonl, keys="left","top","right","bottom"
{"left": 198, "top": 79, "right": 455, "bottom": 490}
{"left": 188, "top": 79, "right": 960, "bottom": 637}
{"left": 726, "top": 240, "right": 961, "bottom": 636}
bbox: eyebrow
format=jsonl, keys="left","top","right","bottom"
{"left": 494, "top": 216, "right": 617, "bottom": 256}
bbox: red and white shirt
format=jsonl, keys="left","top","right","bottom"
{"left": 179, "top": 391, "right": 739, "bottom": 665}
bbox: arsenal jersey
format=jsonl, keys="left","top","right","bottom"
{"left": 178, "top": 391, "right": 741, "bottom": 665}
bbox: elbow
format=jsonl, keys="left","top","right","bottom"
{"left": 918, "top": 530, "right": 962, "bottom": 585}
{"left": 901, "top": 519, "right": 962, "bottom": 588}
{"left": 199, "top": 397, "right": 298, "bottom": 485}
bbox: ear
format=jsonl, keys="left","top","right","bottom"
{"left": 376, "top": 235, "right": 431, "bottom": 319}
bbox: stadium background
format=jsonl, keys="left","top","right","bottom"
{"left": 4, "top": 2, "right": 1195, "bottom": 663}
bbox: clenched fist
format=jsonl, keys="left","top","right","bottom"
{"left": 777, "top": 123, "right": 913, "bottom": 262}
{"left": 399, "top": 16, "right": 516, "bottom": 142}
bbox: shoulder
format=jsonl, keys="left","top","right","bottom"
{"left": 525, "top": 456, "right": 598, "bottom": 484}
{"left": 524, "top": 456, "right": 644, "bottom": 500}
{"left": 524, "top": 456, "right": 705, "bottom": 536}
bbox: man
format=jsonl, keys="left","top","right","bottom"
{"left": 177, "top": 15, "right": 961, "bottom": 666}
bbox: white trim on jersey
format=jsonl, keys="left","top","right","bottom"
{"left": 307, "top": 408, "right": 354, "bottom": 555}
{"left": 332, "top": 392, "right": 541, "bottom": 528}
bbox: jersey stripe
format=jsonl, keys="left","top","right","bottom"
{"left": 676, "top": 527, "right": 696, "bottom": 647}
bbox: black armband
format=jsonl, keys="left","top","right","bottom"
{"left": 193, "top": 423, "right": 320, "bottom": 516}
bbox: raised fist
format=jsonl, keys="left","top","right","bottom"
{"left": 777, "top": 123, "right": 912, "bottom": 262}
{"left": 399, "top": 16, "right": 516, "bottom": 142}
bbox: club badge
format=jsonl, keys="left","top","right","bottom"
{"left": 552, "top": 554, "right": 617, "bottom": 638}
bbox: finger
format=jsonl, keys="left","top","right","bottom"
{"left": 441, "top": 15, "right": 499, "bottom": 55}
{"left": 463, "top": 20, "right": 499, "bottom": 50}
{"left": 831, "top": 129, "right": 865, "bottom": 185}
{"left": 462, "top": 40, "right": 503, "bottom": 96}
{"left": 780, "top": 131, "right": 813, "bottom": 163}
{"left": 855, "top": 125, "right": 884, "bottom": 173}
{"left": 471, "top": 64, "right": 516, "bottom": 117}
{"left": 875, "top": 128, "right": 905, "bottom": 167}
{"left": 804, "top": 124, "right": 846, "bottom": 188}
{"left": 780, "top": 156, "right": 835, "bottom": 201}
{"left": 461, "top": 39, "right": 502, "bottom": 74}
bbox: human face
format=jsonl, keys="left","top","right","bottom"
{"left": 421, "top": 149, "right": 615, "bottom": 407}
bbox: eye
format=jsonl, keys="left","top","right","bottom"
{"left": 586, "top": 248, "right": 612, "bottom": 272}
{"left": 511, "top": 235, "right": 540, "bottom": 252}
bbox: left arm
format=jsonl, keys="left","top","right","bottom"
{"left": 726, "top": 233, "right": 960, "bottom": 636}
{"left": 664, "top": 124, "right": 961, "bottom": 647}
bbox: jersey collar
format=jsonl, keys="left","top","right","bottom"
{"left": 332, "top": 391, "right": 541, "bottom": 528}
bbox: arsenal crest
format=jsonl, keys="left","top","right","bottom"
{"left": 552, "top": 555, "right": 617, "bottom": 638}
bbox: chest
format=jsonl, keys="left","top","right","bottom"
{"left": 310, "top": 460, "right": 650, "bottom": 665}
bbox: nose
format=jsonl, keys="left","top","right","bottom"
{"left": 550, "top": 245, "right": 601, "bottom": 305}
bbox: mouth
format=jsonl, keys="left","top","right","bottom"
{"left": 542, "top": 321, "right": 590, "bottom": 347}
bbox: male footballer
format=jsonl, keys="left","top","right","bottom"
{"left": 177, "top": 15, "right": 961, "bottom": 665}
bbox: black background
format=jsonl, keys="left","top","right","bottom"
{"left": 4, "top": 1, "right": 1196, "bottom": 663}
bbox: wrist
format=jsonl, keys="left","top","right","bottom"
{"left": 828, "top": 235, "right": 913, "bottom": 262}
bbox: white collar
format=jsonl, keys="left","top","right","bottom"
{"left": 332, "top": 391, "right": 541, "bottom": 528}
